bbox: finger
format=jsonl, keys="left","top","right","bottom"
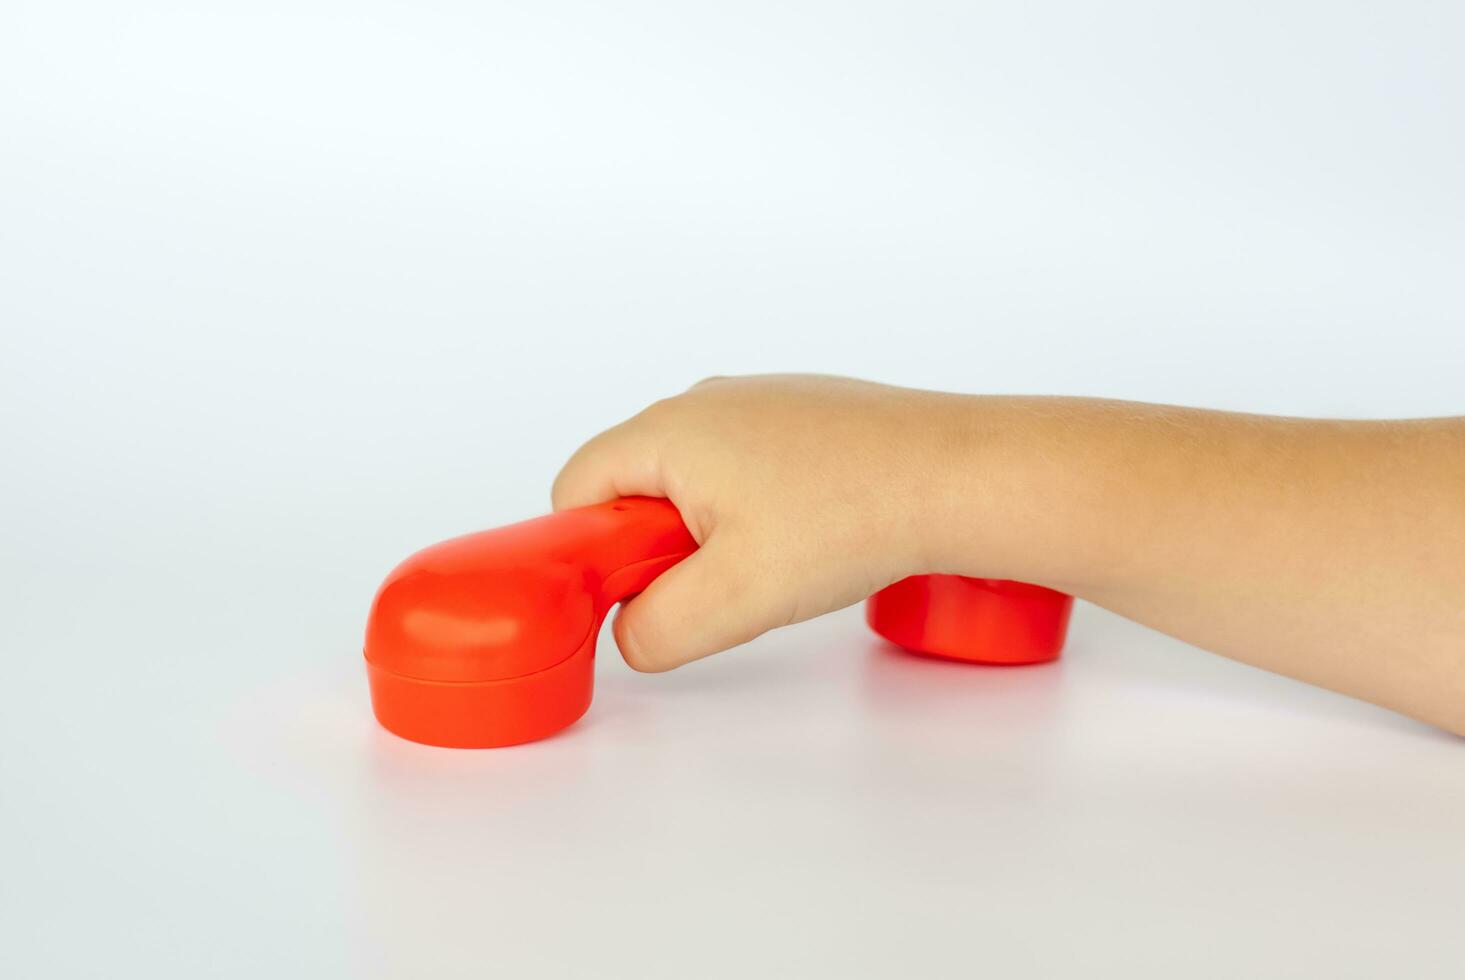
{"left": 551, "top": 422, "right": 663, "bottom": 512}
{"left": 611, "top": 538, "right": 795, "bottom": 672}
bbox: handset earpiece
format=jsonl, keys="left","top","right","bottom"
{"left": 364, "top": 497, "right": 695, "bottom": 747}
{"left": 866, "top": 575, "right": 1073, "bottom": 666}
{"left": 364, "top": 497, "right": 1072, "bottom": 747}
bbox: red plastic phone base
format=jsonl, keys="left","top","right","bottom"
{"left": 364, "top": 498, "right": 1075, "bottom": 748}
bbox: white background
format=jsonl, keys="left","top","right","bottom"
{"left": 2, "top": 2, "right": 1463, "bottom": 977}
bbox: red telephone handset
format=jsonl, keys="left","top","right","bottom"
{"left": 364, "top": 497, "right": 1073, "bottom": 747}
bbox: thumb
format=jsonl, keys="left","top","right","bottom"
{"left": 611, "top": 538, "right": 793, "bottom": 672}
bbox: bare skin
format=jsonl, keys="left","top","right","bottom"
{"left": 552, "top": 374, "right": 1465, "bottom": 736}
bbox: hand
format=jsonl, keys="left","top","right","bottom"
{"left": 551, "top": 374, "right": 974, "bottom": 671}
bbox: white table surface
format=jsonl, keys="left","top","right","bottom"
{"left": 4, "top": 2, "right": 1464, "bottom": 976}
{"left": 4, "top": 552, "right": 1463, "bottom": 978}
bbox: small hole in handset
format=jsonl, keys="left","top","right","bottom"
{"left": 612, "top": 503, "right": 631, "bottom": 512}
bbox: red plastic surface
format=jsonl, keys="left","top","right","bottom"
{"left": 364, "top": 497, "right": 1073, "bottom": 747}
{"left": 866, "top": 574, "right": 1072, "bottom": 665}
{"left": 364, "top": 497, "right": 695, "bottom": 747}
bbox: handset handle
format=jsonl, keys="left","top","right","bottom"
{"left": 566, "top": 497, "right": 698, "bottom": 615}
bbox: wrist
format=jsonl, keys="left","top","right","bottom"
{"left": 916, "top": 395, "right": 1127, "bottom": 590}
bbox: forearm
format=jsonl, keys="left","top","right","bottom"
{"left": 933, "top": 397, "right": 1465, "bottom": 734}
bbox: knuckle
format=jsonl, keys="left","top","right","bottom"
{"left": 549, "top": 463, "right": 577, "bottom": 508}
{"left": 636, "top": 395, "right": 681, "bottom": 422}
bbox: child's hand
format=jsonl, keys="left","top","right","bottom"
{"left": 555, "top": 374, "right": 1465, "bottom": 737}
{"left": 552, "top": 375, "right": 980, "bottom": 671}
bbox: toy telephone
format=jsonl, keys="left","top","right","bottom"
{"left": 364, "top": 497, "right": 1073, "bottom": 747}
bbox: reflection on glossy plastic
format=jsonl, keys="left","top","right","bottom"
{"left": 364, "top": 497, "right": 1073, "bottom": 747}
